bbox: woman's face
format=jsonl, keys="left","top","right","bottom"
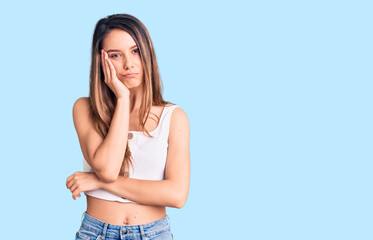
{"left": 102, "top": 29, "right": 144, "bottom": 90}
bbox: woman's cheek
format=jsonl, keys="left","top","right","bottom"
{"left": 113, "top": 63, "right": 121, "bottom": 73}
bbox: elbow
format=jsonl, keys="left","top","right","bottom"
{"left": 90, "top": 154, "right": 121, "bottom": 183}
{"left": 101, "top": 175, "right": 118, "bottom": 184}
{"left": 96, "top": 169, "right": 119, "bottom": 183}
{"left": 169, "top": 182, "right": 189, "bottom": 209}
{"left": 174, "top": 201, "right": 185, "bottom": 209}
{"left": 174, "top": 198, "right": 187, "bottom": 209}
{"left": 173, "top": 191, "right": 188, "bottom": 209}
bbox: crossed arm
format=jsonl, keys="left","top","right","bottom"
{"left": 66, "top": 107, "right": 190, "bottom": 209}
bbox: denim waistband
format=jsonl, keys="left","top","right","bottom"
{"left": 79, "top": 211, "right": 171, "bottom": 239}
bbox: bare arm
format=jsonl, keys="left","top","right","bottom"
{"left": 91, "top": 98, "right": 130, "bottom": 181}
{"left": 99, "top": 107, "right": 191, "bottom": 208}
{"left": 73, "top": 97, "right": 130, "bottom": 183}
{"left": 101, "top": 178, "right": 181, "bottom": 208}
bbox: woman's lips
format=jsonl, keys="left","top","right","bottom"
{"left": 123, "top": 73, "right": 138, "bottom": 78}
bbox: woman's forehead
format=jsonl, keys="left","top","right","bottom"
{"left": 102, "top": 29, "right": 137, "bottom": 50}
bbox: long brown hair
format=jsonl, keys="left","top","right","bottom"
{"left": 88, "top": 13, "right": 174, "bottom": 176}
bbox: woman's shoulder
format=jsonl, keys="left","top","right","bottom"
{"left": 72, "top": 97, "right": 91, "bottom": 124}
{"left": 73, "top": 97, "right": 90, "bottom": 112}
{"left": 169, "top": 104, "right": 189, "bottom": 132}
{"left": 74, "top": 96, "right": 89, "bottom": 105}
{"left": 160, "top": 102, "right": 186, "bottom": 117}
{"left": 161, "top": 103, "right": 187, "bottom": 119}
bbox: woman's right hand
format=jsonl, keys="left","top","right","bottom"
{"left": 101, "top": 49, "right": 130, "bottom": 99}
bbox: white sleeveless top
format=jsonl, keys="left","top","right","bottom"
{"left": 82, "top": 104, "right": 179, "bottom": 203}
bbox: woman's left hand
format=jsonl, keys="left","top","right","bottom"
{"left": 66, "top": 171, "right": 102, "bottom": 200}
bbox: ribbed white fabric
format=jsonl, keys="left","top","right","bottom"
{"left": 82, "top": 104, "right": 179, "bottom": 203}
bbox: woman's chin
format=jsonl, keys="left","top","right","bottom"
{"left": 126, "top": 82, "right": 143, "bottom": 91}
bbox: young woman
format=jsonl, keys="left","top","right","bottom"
{"left": 66, "top": 13, "right": 190, "bottom": 240}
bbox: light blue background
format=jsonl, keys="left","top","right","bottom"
{"left": 0, "top": 0, "right": 371, "bottom": 239}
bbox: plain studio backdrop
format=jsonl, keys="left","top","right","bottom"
{"left": 0, "top": 0, "right": 372, "bottom": 239}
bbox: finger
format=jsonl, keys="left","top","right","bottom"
{"left": 73, "top": 189, "right": 81, "bottom": 198}
{"left": 104, "top": 52, "right": 112, "bottom": 80}
{"left": 72, "top": 185, "right": 82, "bottom": 198}
{"left": 66, "top": 174, "right": 79, "bottom": 189}
{"left": 67, "top": 180, "right": 75, "bottom": 191}
{"left": 70, "top": 182, "right": 79, "bottom": 194}
{"left": 66, "top": 176, "right": 74, "bottom": 189}
{"left": 101, "top": 50, "right": 109, "bottom": 82}
{"left": 106, "top": 56, "right": 117, "bottom": 79}
{"left": 66, "top": 179, "right": 71, "bottom": 189}
{"left": 66, "top": 173, "right": 74, "bottom": 184}
{"left": 101, "top": 50, "right": 108, "bottom": 81}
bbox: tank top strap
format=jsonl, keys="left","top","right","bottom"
{"left": 155, "top": 104, "right": 178, "bottom": 137}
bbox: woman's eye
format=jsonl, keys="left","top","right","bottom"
{"left": 133, "top": 48, "right": 140, "bottom": 54}
{"left": 110, "top": 53, "right": 120, "bottom": 58}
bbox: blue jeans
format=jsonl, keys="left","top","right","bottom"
{"left": 75, "top": 211, "right": 174, "bottom": 240}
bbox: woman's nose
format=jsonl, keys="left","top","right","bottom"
{"left": 123, "top": 56, "right": 134, "bottom": 69}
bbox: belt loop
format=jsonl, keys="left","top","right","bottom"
{"left": 120, "top": 226, "right": 126, "bottom": 240}
{"left": 139, "top": 224, "right": 148, "bottom": 240}
{"left": 101, "top": 223, "right": 108, "bottom": 240}
{"left": 81, "top": 211, "right": 85, "bottom": 222}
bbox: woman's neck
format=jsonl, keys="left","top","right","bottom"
{"left": 129, "top": 85, "right": 145, "bottom": 114}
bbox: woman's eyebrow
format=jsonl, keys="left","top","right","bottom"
{"left": 106, "top": 45, "right": 138, "bottom": 53}
{"left": 107, "top": 49, "right": 121, "bottom": 53}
